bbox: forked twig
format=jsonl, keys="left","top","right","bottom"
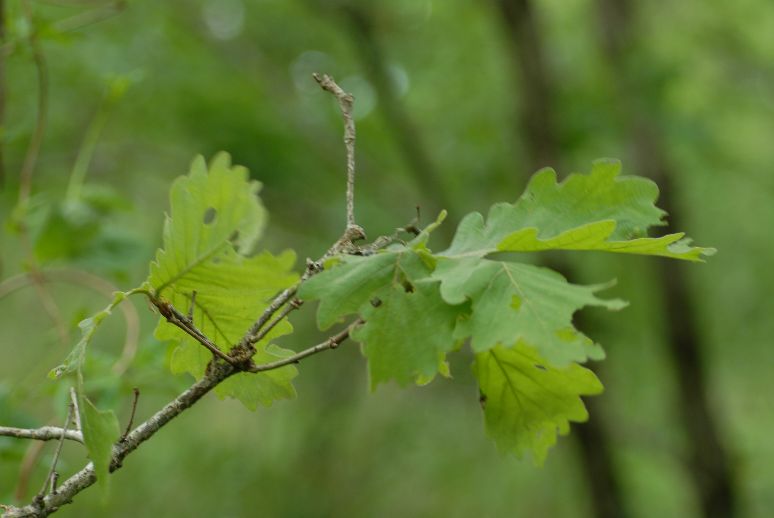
{"left": 248, "top": 319, "right": 361, "bottom": 373}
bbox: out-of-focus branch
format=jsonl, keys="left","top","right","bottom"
{"left": 14, "top": 440, "right": 46, "bottom": 502}
{"left": 18, "top": 0, "right": 48, "bottom": 206}
{"left": 52, "top": 0, "right": 126, "bottom": 34}
{"left": 0, "top": 268, "right": 141, "bottom": 376}
{"left": 12, "top": 1, "right": 71, "bottom": 349}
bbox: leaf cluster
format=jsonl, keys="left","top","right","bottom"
{"left": 49, "top": 155, "right": 714, "bottom": 483}
{"left": 300, "top": 159, "right": 713, "bottom": 462}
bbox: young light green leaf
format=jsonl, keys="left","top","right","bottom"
{"left": 50, "top": 291, "right": 128, "bottom": 379}
{"left": 434, "top": 259, "right": 625, "bottom": 365}
{"left": 147, "top": 153, "right": 300, "bottom": 409}
{"left": 443, "top": 160, "right": 714, "bottom": 261}
{"left": 149, "top": 153, "right": 266, "bottom": 295}
{"left": 351, "top": 282, "right": 464, "bottom": 388}
{"left": 79, "top": 395, "right": 120, "bottom": 490}
{"left": 473, "top": 343, "right": 602, "bottom": 464}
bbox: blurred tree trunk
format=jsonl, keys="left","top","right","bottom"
{"left": 595, "top": 1, "right": 738, "bottom": 517}
{"left": 492, "top": 2, "right": 629, "bottom": 518}
{"left": 494, "top": 0, "right": 556, "bottom": 171}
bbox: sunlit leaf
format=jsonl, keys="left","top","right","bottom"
{"left": 147, "top": 153, "right": 299, "bottom": 409}
{"left": 443, "top": 160, "right": 715, "bottom": 261}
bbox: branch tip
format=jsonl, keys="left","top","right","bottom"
{"left": 313, "top": 72, "right": 358, "bottom": 229}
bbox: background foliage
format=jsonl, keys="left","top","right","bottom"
{"left": 0, "top": 0, "right": 772, "bottom": 516}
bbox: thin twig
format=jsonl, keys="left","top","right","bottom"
{"left": 248, "top": 319, "right": 361, "bottom": 373}
{"left": 0, "top": 426, "right": 83, "bottom": 443}
{"left": 69, "top": 388, "right": 81, "bottom": 431}
{"left": 52, "top": 0, "right": 126, "bottom": 34}
{"left": 313, "top": 72, "right": 358, "bottom": 230}
{"left": 36, "top": 402, "right": 74, "bottom": 501}
{"left": 152, "top": 298, "right": 239, "bottom": 367}
{"left": 246, "top": 298, "right": 302, "bottom": 346}
{"left": 240, "top": 286, "right": 297, "bottom": 344}
{"left": 120, "top": 388, "right": 139, "bottom": 442}
{"left": 235, "top": 75, "right": 370, "bottom": 356}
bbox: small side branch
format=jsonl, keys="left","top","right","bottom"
{"left": 248, "top": 319, "right": 361, "bottom": 373}
{"left": 246, "top": 298, "right": 303, "bottom": 347}
{"left": 120, "top": 388, "right": 140, "bottom": 442}
{"left": 152, "top": 297, "right": 238, "bottom": 367}
{"left": 313, "top": 73, "right": 358, "bottom": 230}
{"left": 241, "top": 286, "right": 298, "bottom": 345}
{"left": 0, "top": 426, "right": 83, "bottom": 444}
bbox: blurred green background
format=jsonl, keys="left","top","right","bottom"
{"left": 1, "top": 0, "right": 772, "bottom": 516}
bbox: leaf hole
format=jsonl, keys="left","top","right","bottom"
{"left": 203, "top": 207, "right": 217, "bottom": 225}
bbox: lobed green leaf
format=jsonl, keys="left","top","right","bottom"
{"left": 352, "top": 282, "right": 464, "bottom": 388}
{"left": 434, "top": 259, "right": 625, "bottom": 365}
{"left": 473, "top": 343, "right": 602, "bottom": 464}
{"left": 147, "top": 153, "right": 299, "bottom": 409}
{"left": 443, "top": 160, "right": 715, "bottom": 261}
